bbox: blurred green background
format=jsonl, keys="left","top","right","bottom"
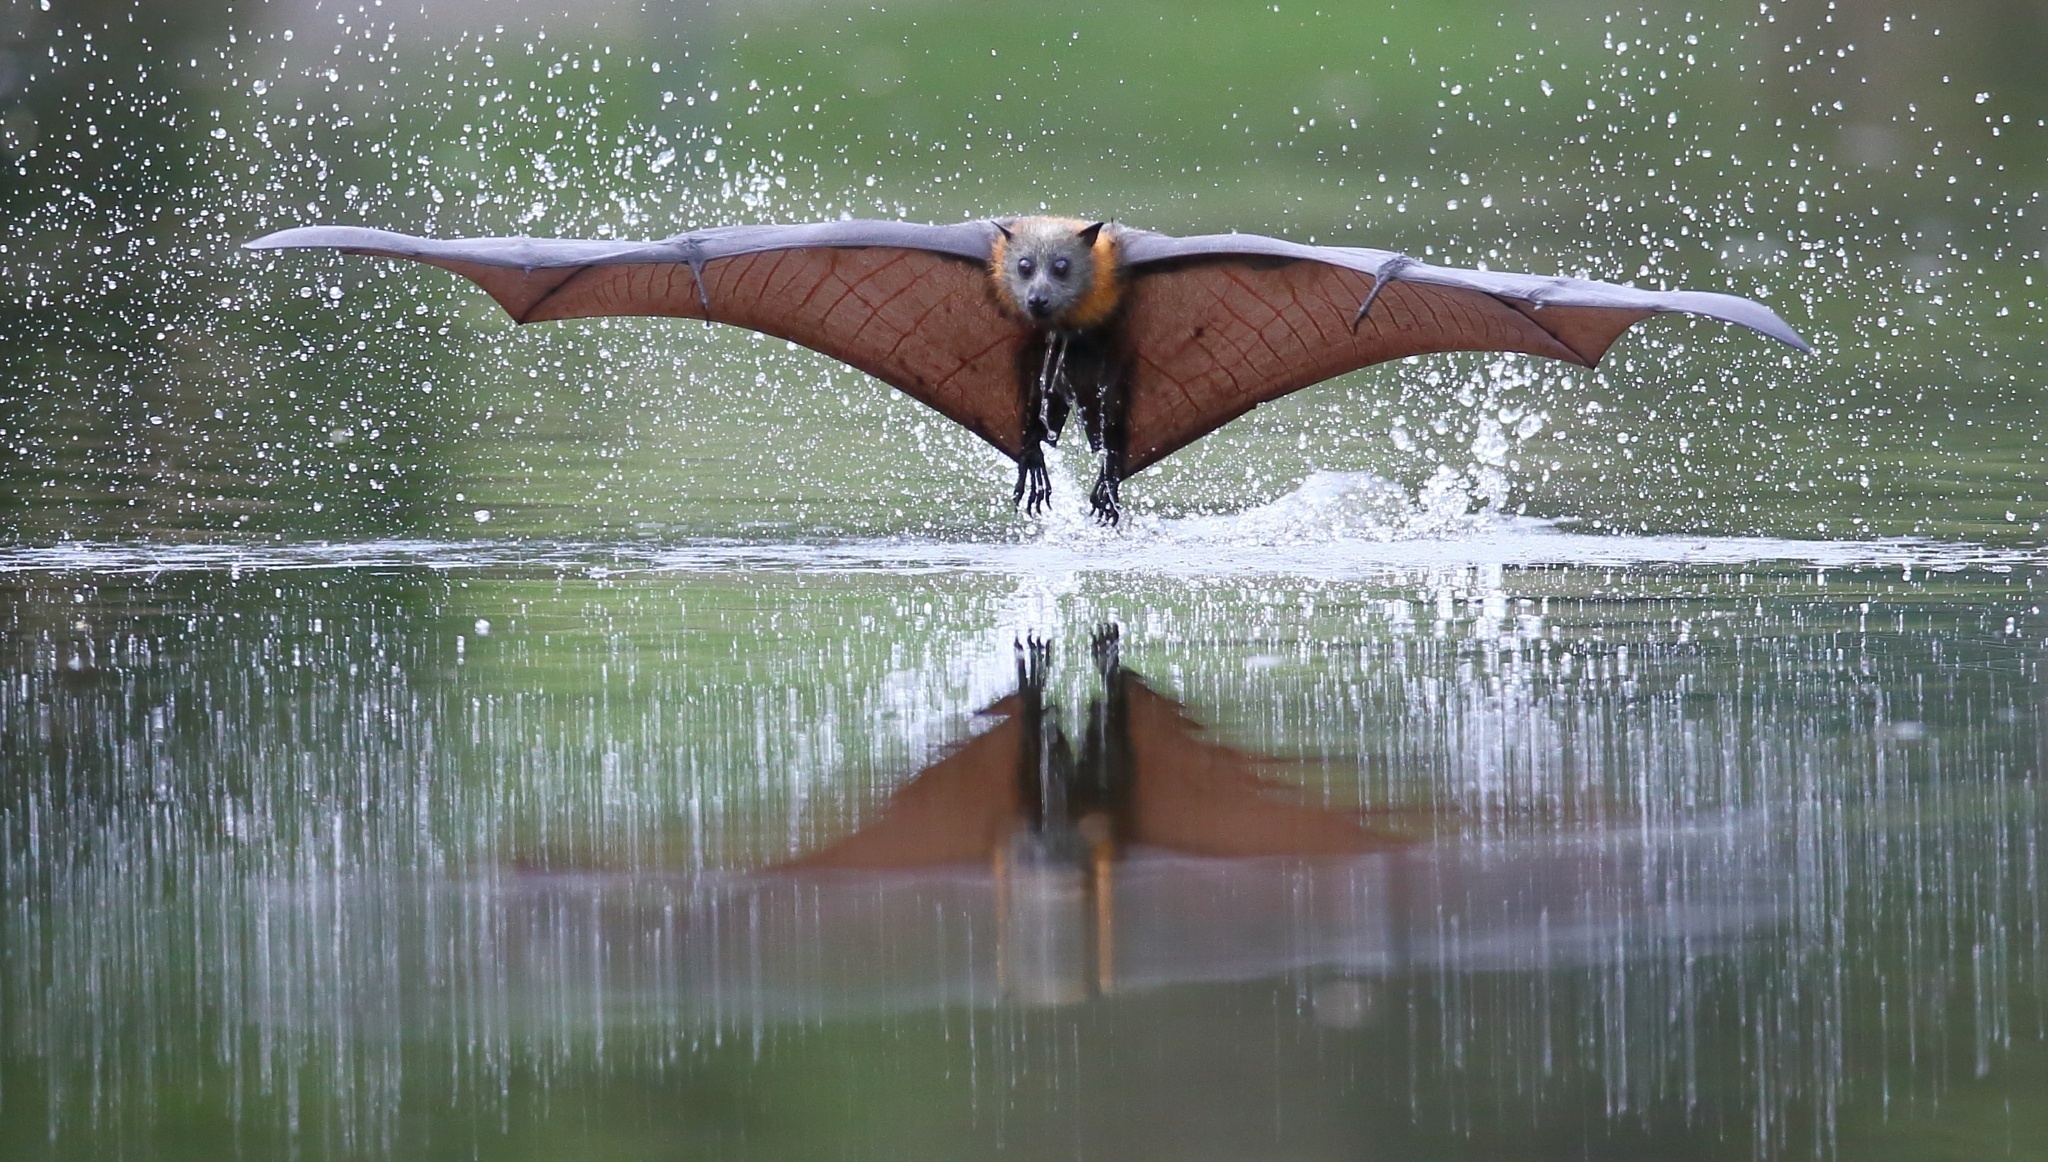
{"left": 5, "top": 0, "right": 2045, "bottom": 545}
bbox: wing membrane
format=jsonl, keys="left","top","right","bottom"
{"left": 1118, "top": 232, "right": 1806, "bottom": 473}
{"left": 523, "top": 246, "right": 1028, "bottom": 456}
{"left": 246, "top": 222, "right": 1031, "bottom": 459}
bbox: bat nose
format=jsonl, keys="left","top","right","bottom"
{"left": 1026, "top": 294, "right": 1052, "bottom": 319}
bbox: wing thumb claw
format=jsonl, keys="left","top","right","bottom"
{"left": 1349, "top": 254, "right": 1416, "bottom": 333}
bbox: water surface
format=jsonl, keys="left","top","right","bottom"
{"left": 6, "top": 503, "right": 2044, "bottom": 1158}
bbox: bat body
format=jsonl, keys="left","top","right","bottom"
{"left": 247, "top": 216, "right": 1809, "bottom": 523}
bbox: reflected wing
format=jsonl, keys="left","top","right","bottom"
{"left": 779, "top": 695, "right": 1024, "bottom": 871}
{"left": 1121, "top": 677, "right": 1413, "bottom": 857}
{"left": 1117, "top": 232, "right": 1810, "bottom": 473}
{"left": 247, "top": 221, "right": 1032, "bottom": 458}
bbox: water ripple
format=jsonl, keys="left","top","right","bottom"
{"left": 3, "top": 473, "right": 2034, "bottom": 580}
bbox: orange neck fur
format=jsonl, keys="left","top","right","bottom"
{"left": 1064, "top": 224, "right": 1123, "bottom": 330}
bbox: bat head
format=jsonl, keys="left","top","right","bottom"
{"left": 990, "top": 217, "right": 1121, "bottom": 332}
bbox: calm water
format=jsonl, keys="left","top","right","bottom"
{"left": 5, "top": 0, "right": 2048, "bottom": 1158}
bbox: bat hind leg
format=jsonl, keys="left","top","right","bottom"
{"left": 1015, "top": 333, "right": 1076, "bottom": 517}
{"left": 1074, "top": 342, "right": 1129, "bottom": 527}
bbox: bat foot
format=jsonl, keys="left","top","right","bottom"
{"left": 1014, "top": 454, "right": 1053, "bottom": 516}
{"left": 1089, "top": 471, "right": 1122, "bottom": 527}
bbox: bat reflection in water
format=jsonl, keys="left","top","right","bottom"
{"left": 782, "top": 629, "right": 1419, "bottom": 1002}
{"left": 487, "top": 633, "right": 1784, "bottom": 1015}
{"left": 247, "top": 216, "right": 1809, "bottom": 523}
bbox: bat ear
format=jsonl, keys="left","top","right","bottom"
{"left": 993, "top": 220, "right": 1014, "bottom": 241}
{"left": 1076, "top": 222, "right": 1105, "bottom": 247}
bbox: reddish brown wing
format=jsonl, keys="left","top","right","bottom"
{"left": 246, "top": 223, "right": 1033, "bottom": 459}
{"left": 1120, "top": 678, "right": 1414, "bottom": 857}
{"left": 1115, "top": 231, "right": 1808, "bottom": 474}
{"left": 778, "top": 695, "right": 1024, "bottom": 870}
{"left": 528, "top": 249, "right": 1030, "bottom": 457}
{"left": 1119, "top": 259, "right": 1648, "bottom": 473}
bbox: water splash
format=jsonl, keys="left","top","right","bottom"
{"left": 1154, "top": 468, "right": 1512, "bottom": 544}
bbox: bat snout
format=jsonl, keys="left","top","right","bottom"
{"left": 1026, "top": 294, "right": 1054, "bottom": 319}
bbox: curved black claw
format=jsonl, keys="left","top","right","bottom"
{"left": 1089, "top": 470, "right": 1122, "bottom": 527}
{"left": 1013, "top": 452, "right": 1054, "bottom": 516}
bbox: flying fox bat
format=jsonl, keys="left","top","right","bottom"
{"left": 247, "top": 216, "right": 1809, "bottom": 523}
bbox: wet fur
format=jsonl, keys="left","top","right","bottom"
{"left": 1012, "top": 326, "right": 1131, "bottom": 521}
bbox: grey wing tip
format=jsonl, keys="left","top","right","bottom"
{"left": 1654, "top": 288, "right": 1812, "bottom": 354}
{"left": 244, "top": 225, "right": 405, "bottom": 252}
{"left": 244, "top": 228, "right": 310, "bottom": 251}
{"left": 1734, "top": 304, "right": 1813, "bottom": 353}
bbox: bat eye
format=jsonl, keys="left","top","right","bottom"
{"left": 1016, "top": 257, "right": 1034, "bottom": 277}
{"left": 1050, "top": 258, "right": 1070, "bottom": 278}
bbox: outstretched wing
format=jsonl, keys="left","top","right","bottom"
{"left": 246, "top": 221, "right": 1032, "bottom": 458}
{"left": 1117, "top": 232, "right": 1810, "bottom": 473}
